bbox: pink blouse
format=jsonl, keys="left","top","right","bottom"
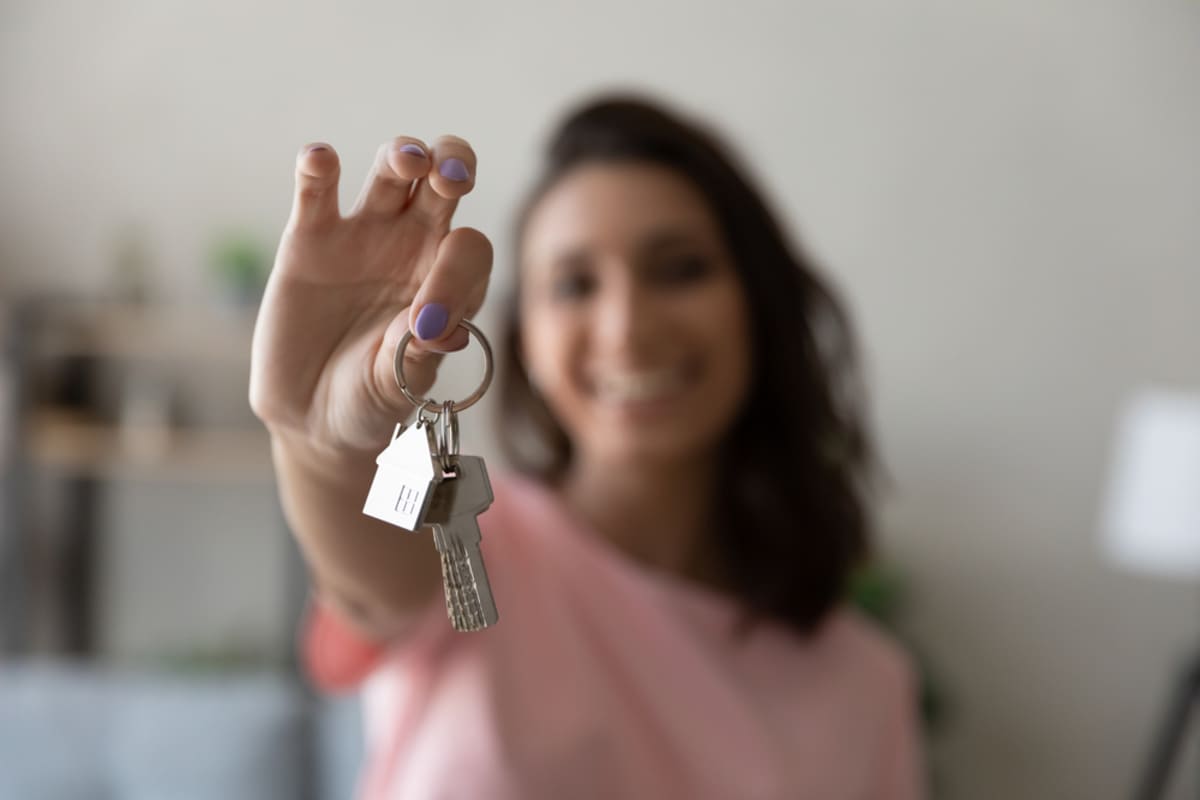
{"left": 305, "top": 473, "right": 926, "bottom": 800}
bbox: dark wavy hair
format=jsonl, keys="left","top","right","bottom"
{"left": 496, "top": 94, "right": 878, "bottom": 636}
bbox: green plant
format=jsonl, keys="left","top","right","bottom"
{"left": 210, "top": 231, "right": 270, "bottom": 300}
{"left": 848, "top": 560, "right": 950, "bottom": 735}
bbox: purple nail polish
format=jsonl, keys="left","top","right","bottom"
{"left": 399, "top": 143, "right": 426, "bottom": 158}
{"left": 439, "top": 158, "right": 470, "bottom": 182}
{"left": 414, "top": 303, "right": 450, "bottom": 340}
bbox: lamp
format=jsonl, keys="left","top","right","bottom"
{"left": 1099, "top": 387, "right": 1200, "bottom": 800}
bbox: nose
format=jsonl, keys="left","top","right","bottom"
{"left": 591, "top": 274, "right": 657, "bottom": 356}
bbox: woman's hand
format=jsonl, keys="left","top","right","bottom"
{"left": 250, "top": 136, "right": 493, "bottom": 457}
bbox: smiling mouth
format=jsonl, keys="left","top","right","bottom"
{"left": 591, "top": 366, "right": 693, "bottom": 405}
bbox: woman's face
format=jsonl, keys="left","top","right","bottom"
{"left": 518, "top": 161, "right": 752, "bottom": 468}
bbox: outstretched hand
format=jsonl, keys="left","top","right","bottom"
{"left": 250, "top": 136, "right": 494, "bottom": 455}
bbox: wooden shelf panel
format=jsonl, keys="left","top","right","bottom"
{"left": 30, "top": 301, "right": 257, "bottom": 363}
{"left": 29, "top": 410, "right": 274, "bottom": 483}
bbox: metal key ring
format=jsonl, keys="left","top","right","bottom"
{"left": 436, "top": 400, "right": 459, "bottom": 473}
{"left": 393, "top": 318, "right": 494, "bottom": 414}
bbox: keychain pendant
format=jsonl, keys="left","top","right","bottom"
{"left": 362, "top": 420, "right": 441, "bottom": 531}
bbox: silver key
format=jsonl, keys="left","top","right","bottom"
{"left": 362, "top": 421, "right": 442, "bottom": 531}
{"left": 423, "top": 455, "right": 499, "bottom": 632}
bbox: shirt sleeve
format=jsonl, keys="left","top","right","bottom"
{"left": 301, "top": 596, "right": 389, "bottom": 693}
{"left": 301, "top": 592, "right": 452, "bottom": 694}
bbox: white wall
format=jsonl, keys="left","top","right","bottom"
{"left": 3, "top": 0, "right": 1198, "bottom": 797}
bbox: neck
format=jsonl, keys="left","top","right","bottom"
{"left": 559, "top": 452, "right": 724, "bottom": 585}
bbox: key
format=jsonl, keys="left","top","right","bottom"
{"left": 423, "top": 455, "right": 499, "bottom": 632}
{"left": 362, "top": 421, "right": 442, "bottom": 531}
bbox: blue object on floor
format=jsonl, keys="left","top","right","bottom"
{"left": 0, "top": 661, "right": 363, "bottom": 800}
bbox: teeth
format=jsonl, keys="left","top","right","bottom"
{"left": 596, "top": 369, "right": 684, "bottom": 403}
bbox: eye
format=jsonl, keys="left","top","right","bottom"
{"left": 649, "top": 255, "right": 712, "bottom": 284}
{"left": 551, "top": 271, "right": 596, "bottom": 300}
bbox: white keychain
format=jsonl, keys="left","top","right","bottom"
{"left": 362, "top": 418, "right": 441, "bottom": 531}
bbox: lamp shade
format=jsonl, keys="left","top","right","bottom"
{"left": 1100, "top": 388, "right": 1200, "bottom": 579}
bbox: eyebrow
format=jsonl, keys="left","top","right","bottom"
{"left": 550, "top": 228, "right": 706, "bottom": 271}
{"left": 637, "top": 228, "right": 705, "bottom": 255}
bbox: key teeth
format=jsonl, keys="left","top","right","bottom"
{"left": 439, "top": 548, "right": 495, "bottom": 632}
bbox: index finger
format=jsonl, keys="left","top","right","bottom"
{"left": 406, "top": 135, "right": 477, "bottom": 232}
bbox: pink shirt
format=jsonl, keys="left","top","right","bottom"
{"left": 306, "top": 473, "right": 925, "bottom": 800}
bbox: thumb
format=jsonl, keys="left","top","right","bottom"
{"left": 406, "top": 226, "right": 493, "bottom": 354}
{"left": 370, "top": 307, "right": 444, "bottom": 418}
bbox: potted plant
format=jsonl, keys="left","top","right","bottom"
{"left": 210, "top": 231, "right": 270, "bottom": 307}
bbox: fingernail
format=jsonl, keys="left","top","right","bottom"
{"left": 398, "top": 143, "right": 426, "bottom": 158}
{"left": 307, "top": 143, "right": 329, "bottom": 153}
{"left": 439, "top": 158, "right": 470, "bottom": 182}
{"left": 414, "top": 303, "right": 450, "bottom": 340}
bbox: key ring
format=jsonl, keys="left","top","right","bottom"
{"left": 436, "top": 400, "right": 459, "bottom": 473}
{"left": 393, "top": 319, "right": 494, "bottom": 414}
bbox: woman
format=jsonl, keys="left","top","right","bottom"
{"left": 250, "top": 94, "right": 925, "bottom": 799}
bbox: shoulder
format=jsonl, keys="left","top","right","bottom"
{"left": 738, "top": 604, "right": 917, "bottom": 712}
{"left": 479, "top": 470, "right": 561, "bottom": 536}
{"left": 487, "top": 469, "right": 549, "bottom": 509}
{"left": 474, "top": 469, "right": 579, "bottom": 574}
{"left": 807, "top": 607, "right": 918, "bottom": 700}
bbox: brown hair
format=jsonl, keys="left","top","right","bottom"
{"left": 496, "top": 94, "right": 878, "bottom": 636}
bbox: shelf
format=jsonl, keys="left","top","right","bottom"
{"left": 29, "top": 300, "right": 258, "bottom": 364}
{"left": 28, "top": 409, "right": 274, "bottom": 483}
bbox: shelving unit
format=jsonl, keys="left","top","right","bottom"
{"left": 0, "top": 296, "right": 296, "bottom": 660}
{"left": 29, "top": 408, "right": 272, "bottom": 482}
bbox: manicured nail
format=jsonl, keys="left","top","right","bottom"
{"left": 439, "top": 158, "right": 470, "bottom": 182}
{"left": 307, "top": 144, "right": 329, "bottom": 152}
{"left": 414, "top": 303, "right": 450, "bottom": 340}
{"left": 398, "top": 143, "right": 426, "bottom": 158}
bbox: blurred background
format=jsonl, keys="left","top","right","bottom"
{"left": 1, "top": 0, "right": 1198, "bottom": 798}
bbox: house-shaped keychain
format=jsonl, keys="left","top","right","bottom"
{"left": 362, "top": 421, "right": 441, "bottom": 531}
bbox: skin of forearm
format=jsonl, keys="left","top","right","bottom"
{"left": 269, "top": 429, "right": 443, "bottom": 640}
